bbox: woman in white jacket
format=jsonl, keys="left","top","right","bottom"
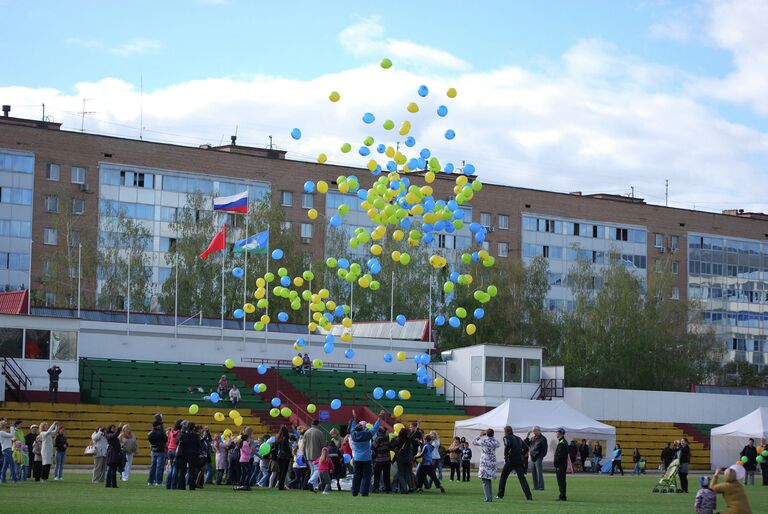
{"left": 92, "top": 427, "right": 108, "bottom": 483}
{"left": 38, "top": 421, "right": 58, "bottom": 482}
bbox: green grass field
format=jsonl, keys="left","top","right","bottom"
{"left": 2, "top": 471, "right": 766, "bottom": 513}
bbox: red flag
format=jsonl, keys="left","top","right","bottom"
{"left": 200, "top": 225, "right": 227, "bottom": 259}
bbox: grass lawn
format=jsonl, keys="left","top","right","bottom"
{"left": 2, "top": 471, "right": 766, "bottom": 513}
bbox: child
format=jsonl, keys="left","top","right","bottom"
{"left": 13, "top": 440, "right": 24, "bottom": 481}
{"left": 20, "top": 444, "right": 29, "bottom": 481}
{"left": 215, "top": 434, "right": 229, "bottom": 485}
{"left": 694, "top": 476, "right": 717, "bottom": 514}
{"left": 461, "top": 442, "right": 472, "bottom": 482}
{"left": 313, "top": 447, "right": 335, "bottom": 494}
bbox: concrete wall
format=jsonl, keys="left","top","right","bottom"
{"left": 564, "top": 387, "right": 768, "bottom": 425}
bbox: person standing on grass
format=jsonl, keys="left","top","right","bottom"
{"left": 104, "top": 424, "right": 124, "bottom": 488}
{"left": 633, "top": 448, "right": 642, "bottom": 476}
{"left": 496, "top": 426, "right": 532, "bottom": 501}
{"left": 694, "top": 476, "right": 717, "bottom": 514}
{"left": 711, "top": 467, "right": 753, "bottom": 514}
{"left": 0, "top": 420, "right": 18, "bottom": 484}
{"left": 303, "top": 419, "right": 325, "bottom": 492}
{"left": 147, "top": 420, "right": 167, "bottom": 486}
{"left": 553, "top": 428, "right": 568, "bottom": 502}
{"left": 119, "top": 424, "right": 138, "bottom": 482}
{"left": 527, "top": 426, "right": 547, "bottom": 491}
{"left": 38, "top": 421, "right": 58, "bottom": 482}
{"left": 348, "top": 409, "right": 385, "bottom": 497}
{"left": 32, "top": 431, "right": 43, "bottom": 481}
{"left": 578, "top": 440, "right": 589, "bottom": 472}
{"left": 593, "top": 441, "right": 603, "bottom": 474}
{"left": 314, "top": 447, "right": 335, "bottom": 494}
{"left": 473, "top": 428, "right": 501, "bottom": 503}
{"left": 53, "top": 425, "right": 68, "bottom": 480}
{"left": 740, "top": 438, "right": 757, "bottom": 486}
{"left": 678, "top": 438, "right": 691, "bottom": 493}
{"left": 448, "top": 437, "right": 462, "bottom": 482}
{"left": 460, "top": 441, "right": 472, "bottom": 482}
{"left": 91, "top": 426, "right": 107, "bottom": 483}
{"left": 371, "top": 426, "right": 392, "bottom": 493}
{"left": 610, "top": 443, "right": 625, "bottom": 476}
{"left": 393, "top": 423, "right": 416, "bottom": 494}
{"left": 165, "top": 420, "right": 182, "bottom": 489}
{"left": 25, "top": 424, "right": 38, "bottom": 479}
{"left": 415, "top": 434, "right": 445, "bottom": 493}
{"left": 175, "top": 421, "right": 202, "bottom": 490}
{"left": 274, "top": 426, "right": 293, "bottom": 490}
{"left": 238, "top": 434, "right": 252, "bottom": 488}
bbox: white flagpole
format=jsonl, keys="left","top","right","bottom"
{"left": 389, "top": 270, "right": 394, "bottom": 352}
{"left": 428, "top": 274, "right": 432, "bottom": 344}
{"left": 77, "top": 243, "right": 82, "bottom": 318}
{"left": 174, "top": 251, "right": 179, "bottom": 340}
{"left": 307, "top": 262, "right": 312, "bottom": 351}
{"left": 243, "top": 210, "right": 249, "bottom": 342}
{"left": 264, "top": 223, "right": 270, "bottom": 350}
{"left": 220, "top": 227, "right": 225, "bottom": 345}
{"left": 127, "top": 250, "right": 131, "bottom": 335}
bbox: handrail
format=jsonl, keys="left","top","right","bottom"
{"left": 2, "top": 356, "right": 31, "bottom": 401}
{"left": 276, "top": 390, "right": 314, "bottom": 426}
{"left": 426, "top": 363, "right": 467, "bottom": 407}
{"left": 531, "top": 378, "right": 564, "bottom": 400}
{"left": 80, "top": 360, "right": 106, "bottom": 402}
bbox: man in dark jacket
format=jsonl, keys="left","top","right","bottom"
{"left": 47, "top": 365, "right": 61, "bottom": 402}
{"left": 553, "top": 428, "right": 568, "bottom": 501}
{"left": 740, "top": 438, "right": 758, "bottom": 486}
{"left": 526, "top": 426, "right": 547, "bottom": 491}
{"left": 371, "top": 428, "right": 392, "bottom": 493}
{"left": 147, "top": 421, "right": 168, "bottom": 486}
{"left": 496, "top": 426, "right": 532, "bottom": 500}
{"left": 661, "top": 442, "right": 673, "bottom": 471}
{"left": 578, "top": 440, "right": 590, "bottom": 472}
{"left": 25, "top": 424, "right": 38, "bottom": 479}
{"left": 175, "top": 421, "right": 201, "bottom": 490}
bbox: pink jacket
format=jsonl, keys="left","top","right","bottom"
{"left": 239, "top": 440, "right": 252, "bottom": 463}
{"left": 215, "top": 438, "right": 229, "bottom": 469}
{"left": 313, "top": 457, "right": 335, "bottom": 474}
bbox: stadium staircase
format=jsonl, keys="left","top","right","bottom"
{"left": 1, "top": 402, "right": 270, "bottom": 466}
{"left": 601, "top": 420, "right": 711, "bottom": 470}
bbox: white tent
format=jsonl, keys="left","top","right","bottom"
{"left": 710, "top": 407, "right": 768, "bottom": 469}
{"left": 454, "top": 398, "right": 616, "bottom": 467}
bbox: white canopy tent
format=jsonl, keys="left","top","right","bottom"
{"left": 710, "top": 407, "right": 768, "bottom": 469}
{"left": 454, "top": 398, "right": 616, "bottom": 467}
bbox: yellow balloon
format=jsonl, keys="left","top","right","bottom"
{"left": 341, "top": 332, "right": 353, "bottom": 342}
{"left": 396, "top": 351, "right": 406, "bottom": 361}
{"left": 447, "top": 87, "right": 457, "bottom": 98}
{"left": 292, "top": 355, "right": 303, "bottom": 367}
{"left": 399, "top": 120, "right": 411, "bottom": 136}
{"left": 229, "top": 410, "right": 240, "bottom": 419}
{"left": 342, "top": 317, "right": 353, "bottom": 328}
{"left": 224, "top": 358, "right": 234, "bottom": 369}
{"left": 393, "top": 423, "right": 405, "bottom": 435}
{"left": 393, "top": 229, "right": 404, "bottom": 241}
{"left": 214, "top": 412, "right": 225, "bottom": 422}
{"left": 425, "top": 171, "right": 435, "bottom": 183}
{"left": 256, "top": 277, "right": 266, "bottom": 288}
{"left": 244, "top": 303, "right": 255, "bottom": 314}
{"left": 308, "top": 208, "right": 318, "bottom": 220}
{"left": 399, "top": 390, "right": 411, "bottom": 400}
{"left": 466, "top": 323, "right": 477, "bottom": 335}
{"left": 293, "top": 343, "right": 301, "bottom": 351}
{"left": 393, "top": 405, "right": 404, "bottom": 417}
{"left": 293, "top": 276, "right": 304, "bottom": 287}
{"left": 391, "top": 250, "right": 401, "bottom": 262}
{"left": 434, "top": 378, "right": 444, "bottom": 388}
{"left": 329, "top": 91, "right": 340, "bottom": 102}
{"left": 344, "top": 377, "right": 355, "bottom": 388}
{"left": 326, "top": 300, "right": 336, "bottom": 311}
{"left": 307, "top": 403, "right": 317, "bottom": 414}
{"left": 406, "top": 102, "right": 419, "bottom": 113}
{"left": 308, "top": 322, "right": 317, "bottom": 332}
{"left": 319, "top": 288, "right": 330, "bottom": 299}
{"left": 260, "top": 314, "right": 270, "bottom": 324}
{"left": 317, "top": 153, "right": 327, "bottom": 164}
{"left": 370, "top": 244, "right": 382, "bottom": 256}
{"left": 317, "top": 180, "right": 329, "bottom": 194}
{"left": 234, "top": 416, "right": 243, "bottom": 427}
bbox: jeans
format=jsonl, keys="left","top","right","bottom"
{"left": 482, "top": 478, "right": 493, "bottom": 501}
{"left": 121, "top": 453, "right": 133, "bottom": 481}
{"left": 352, "top": 460, "right": 373, "bottom": 496}
{"left": 416, "top": 463, "right": 442, "bottom": 490}
{"left": 239, "top": 462, "right": 252, "bottom": 486}
{"left": 593, "top": 456, "right": 601, "bottom": 473}
{"left": 105, "top": 463, "right": 119, "bottom": 488}
{"left": 449, "top": 460, "right": 460, "bottom": 480}
{"left": 461, "top": 461, "right": 470, "bottom": 481}
{"left": 556, "top": 466, "right": 567, "bottom": 500}
{"left": 531, "top": 458, "right": 544, "bottom": 490}
{"left": 1, "top": 448, "right": 17, "bottom": 483}
{"left": 308, "top": 460, "right": 320, "bottom": 489}
{"left": 257, "top": 460, "right": 270, "bottom": 487}
{"left": 497, "top": 461, "right": 532, "bottom": 500}
{"left": 633, "top": 461, "right": 641, "bottom": 475}
{"left": 165, "top": 450, "right": 177, "bottom": 489}
{"left": 205, "top": 461, "right": 213, "bottom": 484}
{"left": 436, "top": 459, "right": 443, "bottom": 480}
{"left": 372, "top": 460, "right": 391, "bottom": 492}
{"left": 148, "top": 450, "right": 165, "bottom": 485}
{"left": 18, "top": 465, "right": 27, "bottom": 481}
{"left": 54, "top": 450, "right": 66, "bottom": 479}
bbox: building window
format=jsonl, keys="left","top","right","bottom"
{"left": 504, "top": 357, "right": 522, "bottom": 382}
{"left": 654, "top": 233, "right": 664, "bottom": 248}
{"left": 68, "top": 231, "right": 81, "bottom": 247}
{"left": 498, "top": 214, "right": 509, "bottom": 230}
{"left": 71, "top": 166, "right": 86, "bottom": 184}
{"left": 485, "top": 356, "right": 503, "bottom": 382}
{"left": 51, "top": 331, "right": 77, "bottom": 360}
{"left": 523, "top": 359, "right": 541, "bottom": 383}
{"left": 0, "top": 327, "right": 23, "bottom": 358}
{"left": 671, "top": 260, "right": 679, "bottom": 275}
{"left": 671, "top": 286, "right": 680, "bottom": 300}
{"left": 281, "top": 191, "right": 293, "bottom": 207}
{"left": 498, "top": 242, "right": 509, "bottom": 257}
{"left": 43, "top": 228, "right": 58, "bottom": 246}
{"left": 280, "top": 221, "right": 292, "bottom": 232}
{"left": 0, "top": 187, "right": 33, "bottom": 205}
{"left": 46, "top": 163, "right": 60, "bottom": 181}
{"left": 480, "top": 212, "right": 492, "bottom": 228}
{"left": 44, "top": 292, "right": 56, "bottom": 307}
{"left": 42, "top": 260, "right": 52, "bottom": 277}
{"left": 45, "top": 195, "right": 59, "bottom": 212}
{"left": 615, "top": 228, "right": 628, "bottom": 241}
{"left": 567, "top": 222, "right": 581, "bottom": 236}
{"left": 654, "top": 259, "right": 662, "bottom": 273}
{"left": 522, "top": 216, "right": 537, "bottom": 231}
{"left": 72, "top": 198, "right": 85, "bottom": 215}
{"left": 25, "top": 329, "right": 50, "bottom": 359}
{"left": 670, "top": 235, "right": 679, "bottom": 250}
{"left": 481, "top": 241, "right": 490, "bottom": 251}
{"left": 300, "top": 223, "right": 313, "bottom": 240}
{"left": 301, "top": 193, "right": 313, "bottom": 209}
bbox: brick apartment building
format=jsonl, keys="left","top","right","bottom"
{"left": 1, "top": 110, "right": 767, "bottom": 367}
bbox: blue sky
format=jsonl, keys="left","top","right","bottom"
{"left": 2, "top": 0, "right": 767, "bottom": 212}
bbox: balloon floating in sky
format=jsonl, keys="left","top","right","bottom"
{"left": 290, "top": 128, "right": 302, "bottom": 140}
{"left": 380, "top": 58, "right": 392, "bottom": 69}
{"left": 329, "top": 91, "right": 340, "bottom": 102}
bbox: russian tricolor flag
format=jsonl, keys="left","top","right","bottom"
{"left": 213, "top": 190, "right": 249, "bottom": 213}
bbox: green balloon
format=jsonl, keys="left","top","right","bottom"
{"left": 256, "top": 299, "right": 268, "bottom": 309}
{"left": 409, "top": 230, "right": 421, "bottom": 240}
{"left": 301, "top": 290, "right": 312, "bottom": 301}
{"left": 253, "top": 322, "right": 264, "bottom": 331}
{"left": 399, "top": 253, "right": 411, "bottom": 265}
{"left": 350, "top": 263, "right": 362, "bottom": 274}
{"left": 259, "top": 442, "right": 272, "bottom": 456}
{"left": 370, "top": 281, "right": 380, "bottom": 291}
{"left": 443, "top": 281, "right": 455, "bottom": 293}
{"left": 741, "top": 456, "right": 748, "bottom": 463}
{"left": 341, "top": 143, "right": 352, "bottom": 153}
{"left": 487, "top": 285, "right": 498, "bottom": 297}
{"left": 303, "top": 270, "right": 314, "bottom": 281}
{"left": 763, "top": 450, "right": 768, "bottom": 457}
{"left": 363, "top": 136, "right": 374, "bottom": 146}
{"left": 326, "top": 258, "right": 338, "bottom": 268}
{"left": 456, "top": 307, "right": 467, "bottom": 318}
{"left": 277, "top": 267, "right": 288, "bottom": 277}
{"left": 383, "top": 119, "right": 394, "bottom": 130}
{"left": 337, "top": 269, "right": 348, "bottom": 279}
{"left": 461, "top": 253, "right": 472, "bottom": 264}
{"left": 264, "top": 272, "right": 275, "bottom": 282}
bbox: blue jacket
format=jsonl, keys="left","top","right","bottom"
{"left": 348, "top": 417, "right": 382, "bottom": 462}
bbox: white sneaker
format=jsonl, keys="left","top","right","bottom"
{"left": 322, "top": 491, "right": 329, "bottom": 495}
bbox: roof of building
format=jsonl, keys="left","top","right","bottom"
{"left": 0, "top": 290, "right": 28, "bottom": 314}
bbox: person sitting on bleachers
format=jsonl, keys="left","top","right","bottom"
{"left": 229, "top": 385, "right": 241, "bottom": 407}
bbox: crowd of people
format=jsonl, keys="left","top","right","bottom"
{"left": 0, "top": 418, "right": 68, "bottom": 483}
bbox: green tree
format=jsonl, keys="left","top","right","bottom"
{"left": 97, "top": 211, "right": 152, "bottom": 311}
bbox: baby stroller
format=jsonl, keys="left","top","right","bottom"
{"left": 651, "top": 458, "right": 680, "bottom": 493}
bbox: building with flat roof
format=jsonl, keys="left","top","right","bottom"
{"left": 1, "top": 110, "right": 767, "bottom": 369}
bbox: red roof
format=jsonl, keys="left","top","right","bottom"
{"left": 0, "top": 290, "right": 28, "bottom": 314}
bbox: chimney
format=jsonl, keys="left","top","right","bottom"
{"left": 230, "top": 135, "right": 237, "bottom": 146}
{"left": 2, "top": 105, "right": 10, "bottom": 117}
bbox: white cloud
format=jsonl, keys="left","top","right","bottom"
{"left": 339, "top": 17, "right": 470, "bottom": 71}
{"left": 110, "top": 38, "right": 163, "bottom": 57}
{"left": 2, "top": 39, "right": 767, "bottom": 214}
{"left": 64, "top": 37, "right": 103, "bottom": 49}
{"left": 695, "top": 0, "right": 768, "bottom": 115}
{"left": 649, "top": 18, "right": 692, "bottom": 42}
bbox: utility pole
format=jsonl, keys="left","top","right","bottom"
{"left": 79, "top": 98, "right": 96, "bottom": 133}
{"left": 665, "top": 179, "right": 669, "bottom": 207}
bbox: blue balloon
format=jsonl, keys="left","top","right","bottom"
{"left": 272, "top": 248, "right": 284, "bottom": 260}
{"left": 435, "top": 315, "right": 445, "bottom": 326}
{"left": 434, "top": 220, "right": 445, "bottom": 232}
{"left": 419, "top": 148, "right": 431, "bottom": 159}
{"left": 233, "top": 309, "right": 244, "bottom": 319}
{"left": 445, "top": 223, "right": 456, "bottom": 234}
{"left": 437, "top": 105, "right": 448, "bottom": 117}
{"left": 474, "top": 308, "right": 485, "bottom": 319}
{"left": 385, "top": 389, "right": 396, "bottom": 400}
{"left": 210, "top": 392, "right": 220, "bottom": 403}
{"left": 416, "top": 366, "right": 427, "bottom": 377}
{"left": 271, "top": 397, "right": 281, "bottom": 408}
{"left": 475, "top": 231, "right": 486, "bottom": 243}
{"left": 423, "top": 233, "right": 434, "bottom": 244}
{"left": 416, "top": 157, "right": 426, "bottom": 170}
{"left": 319, "top": 410, "right": 330, "bottom": 421}
{"left": 296, "top": 337, "right": 306, "bottom": 347}
{"left": 324, "top": 342, "right": 334, "bottom": 354}
{"left": 386, "top": 160, "right": 397, "bottom": 171}
{"left": 450, "top": 271, "right": 460, "bottom": 283}
{"left": 464, "top": 163, "right": 476, "bottom": 175}
{"left": 344, "top": 348, "right": 355, "bottom": 359}
{"left": 303, "top": 180, "right": 315, "bottom": 193}
{"left": 359, "top": 146, "right": 371, "bottom": 156}
{"left": 396, "top": 314, "right": 406, "bottom": 326}
{"left": 445, "top": 129, "right": 455, "bottom": 140}
{"left": 334, "top": 305, "right": 345, "bottom": 317}
{"left": 357, "top": 189, "right": 368, "bottom": 200}
{"left": 453, "top": 209, "right": 464, "bottom": 220}
{"left": 330, "top": 398, "right": 342, "bottom": 410}
{"left": 444, "top": 162, "right": 454, "bottom": 173}
{"left": 277, "top": 311, "right": 289, "bottom": 322}
{"left": 469, "top": 222, "right": 482, "bottom": 233}
{"left": 407, "top": 158, "right": 419, "bottom": 170}
{"left": 323, "top": 312, "right": 334, "bottom": 323}
{"left": 390, "top": 180, "right": 401, "bottom": 190}
{"left": 471, "top": 251, "right": 480, "bottom": 262}
{"left": 399, "top": 218, "right": 411, "bottom": 229}
{"left": 404, "top": 136, "right": 416, "bottom": 147}
{"left": 291, "top": 128, "right": 302, "bottom": 140}
{"left": 280, "top": 275, "right": 291, "bottom": 287}
{"left": 231, "top": 267, "right": 244, "bottom": 278}
{"left": 329, "top": 215, "right": 342, "bottom": 228}
{"left": 418, "top": 375, "right": 430, "bottom": 384}
{"left": 257, "top": 364, "right": 267, "bottom": 375}
{"left": 362, "top": 113, "right": 375, "bottom": 124}
{"left": 343, "top": 453, "right": 351, "bottom": 464}
{"left": 373, "top": 387, "right": 384, "bottom": 400}
{"left": 418, "top": 85, "right": 429, "bottom": 97}
{"left": 449, "top": 316, "right": 460, "bottom": 328}
{"left": 422, "top": 353, "right": 431, "bottom": 364}
{"left": 338, "top": 258, "right": 350, "bottom": 270}
{"left": 325, "top": 333, "right": 335, "bottom": 344}
{"left": 376, "top": 144, "right": 386, "bottom": 154}
{"left": 252, "top": 384, "right": 260, "bottom": 393}
{"left": 383, "top": 353, "right": 393, "bottom": 363}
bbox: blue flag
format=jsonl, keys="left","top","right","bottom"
{"left": 234, "top": 230, "right": 268, "bottom": 254}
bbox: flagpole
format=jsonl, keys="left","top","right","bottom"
{"left": 307, "top": 262, "right": 312, "bottom": 352}
{"left": 389, "top": 270, "right": 394, "bottom": 352}
{"left": 243, "top": 211, "right": 249, "bottom": 343}
{"left": 127, "top": 250, "right": 131, "bottom": 336}
{"left": 174, "top": 251, "right": 179, "bottom": 340}
{"left": 264, "top": 223, "right": 270, "bottom": 351}
{"left": 428, "top": 274, "right": 432, "bottom": 345}
{"left": 77, "top": 243, "right": 82, "bottom": 318}
{"left": 220, "top": 224, "right": 225, "bottom": 346}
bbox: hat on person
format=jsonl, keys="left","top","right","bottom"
{"left": 30, "top": 424, "right": 38, "bottom": 429}
{"left": 357, "top": 421, "right": 367, "bottom": 429}
{"left": 556, "top": 427, "right": 566, "bottom": 434}
{"left": 700, "top": 476, "right": 710, "bottom": 488}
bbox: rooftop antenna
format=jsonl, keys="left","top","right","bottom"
{"left": 79, "top": 98, "right": 96, "bottom": 133}
{"left": 140, "top": 74, "right": 144, "bottom": 140}
{"left": 230, "top": 124, "right": 238, "bottom": 146}
{"left": 41, "top": 103, "right": 45, "bottom": 121}
{"left": 268, "top": 135, "right": 274, "bottom": 149}
{"left": 630, "top": 186, "right": 634, "bottom": 199}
